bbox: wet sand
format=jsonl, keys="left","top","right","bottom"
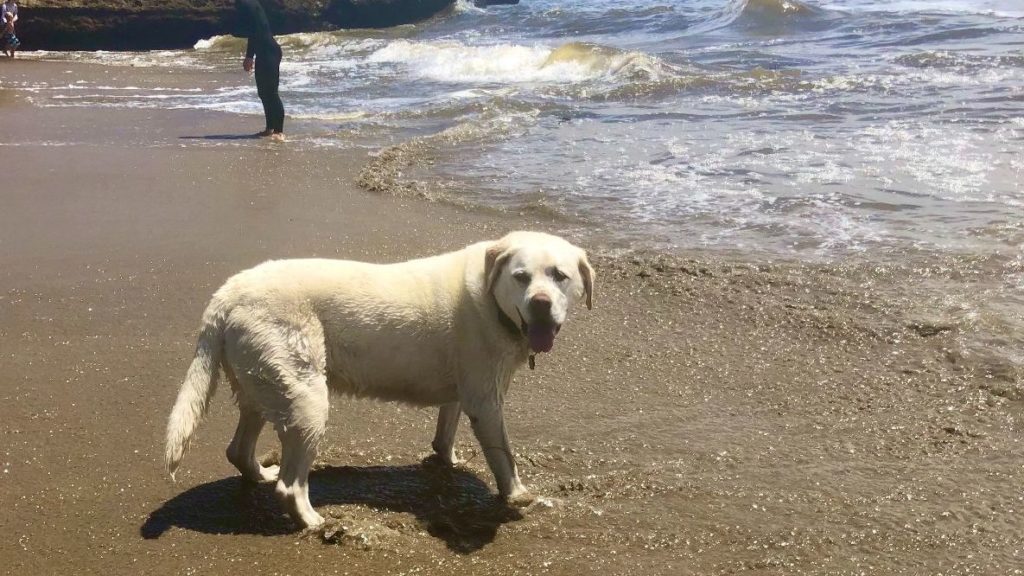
{"left": 1, "top": 60, "right": 1022, "bottom": 575}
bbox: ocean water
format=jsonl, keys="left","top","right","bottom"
{"left": 17, "top": 0, "right": 1022, "bottom": 262}
{"left": 18, "top": 0, "right": 1024, "bottom": 362}
{"left": 15, "top": 0, "right": 1022, "bottom": 364}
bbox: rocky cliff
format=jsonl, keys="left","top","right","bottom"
{"left": 16, "top": 0, "right": 455, "bottom": 51}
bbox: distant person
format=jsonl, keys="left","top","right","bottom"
{"left": 2, "top": 0, "right": 19, "bottom": 58}
{"left": 234, "top": 0, "right": 284, "bottom": 141}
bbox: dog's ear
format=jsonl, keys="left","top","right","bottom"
{"left": 484, "top": 241, "right": 513, "bottom": 294}
{"left": 578, "top": 252, "right": 595, "bottom": 310}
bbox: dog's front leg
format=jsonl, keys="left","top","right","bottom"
{"left": 464, "top": 401, "right": 531, "bottom": 504}
{"left": 431, "top": 402, "right": 462, "bottom": 465}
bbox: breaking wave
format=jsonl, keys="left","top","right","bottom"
{"left": 367, "top": 39, "right": 671, "bottom": 84}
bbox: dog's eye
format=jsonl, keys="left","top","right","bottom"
{"left": 551, "top": 268, "right": 568, "bottom": 282}
{"left": 512, "top": 270, "right": 531, "bottom": 283}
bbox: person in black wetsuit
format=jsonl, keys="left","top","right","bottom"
{"left": 235, "top": 0, "right": 285, "bottom": 141}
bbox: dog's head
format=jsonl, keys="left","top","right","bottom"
{"left": 485, "top": 231, "right": 595, "bottom": 354}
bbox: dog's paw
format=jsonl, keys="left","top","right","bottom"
{"left": 505, "top": 491, "right": 537, "bottom": 508}
{"left": 427, "top": 445, "right": 462, "bottom": 467}
{"left": 258, "top": 464, "right": 280, "bottom": 482}
{"left": 297, "top": 509, "right": 326, "bottom": 529}
{"left": 505, "top": 492, "right": 561, "bottom": 513}
{"left": 422, "top": 453, "right": 461, "bottom": 468}
{"left": 524, "top": 495, "right": 560, "bottom": 512}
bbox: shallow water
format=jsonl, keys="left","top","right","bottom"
{"left": 10, "top": 0, "right": 1023, "bottom": 359}
{"left": 15, "top": 0, "right": 1024, "bottom": 256}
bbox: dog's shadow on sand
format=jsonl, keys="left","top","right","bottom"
{"left": 141, "top": 457, "right": 522, "bottom": 553}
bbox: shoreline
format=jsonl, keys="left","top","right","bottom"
{"left": 2, "top": 59, "right": 1022, "bottom": 575}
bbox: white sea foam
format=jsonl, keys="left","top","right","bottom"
{"left": 815, "top": 0, "right": 1024, "bottom": 18}
{"left": 856, "top": 121, "right": 999, "bottom": 202}
{"left": 22, "top": 49, "right": 214, "bottom": 69}
{"left": 805, "top": 66, "right": 1023, "bottom": 94}
{"left": 19, "top": 84, "right": 202, "bottom": 92}
{"left": 452, "top": 0, "right": 486, "bottom": 14}
{"left": 367, "top": 40, "right": 662, "bottom": 84}
{"left": 369, "top": 40, "right": 561, "bottom": 83}
{"left": 193, "top": 35, "right": 232, "bottom": 50}
{"left": 51, "top": 93, "right": 205, "bottom": 100}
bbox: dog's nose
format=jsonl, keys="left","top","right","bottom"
{"left": 528, "top": 293, "right": 552, "bottom": 316}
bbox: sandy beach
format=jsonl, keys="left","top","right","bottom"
{"left": 1, "top": 59, "right": 1022, "bottom": 575}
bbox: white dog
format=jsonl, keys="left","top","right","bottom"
{"left": 164, "top": 231, "right": 594, "bottom": 528}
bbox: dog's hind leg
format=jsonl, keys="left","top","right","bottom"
{"left": 223, "top": 363, "right": 279, "bottom": 483}
{"left": 223, "top": 313, "right": 329, "bottom": 528}
{"left": 431, "top": 402, "right": 462, "bottom": 465}
{"left": 273, "top": 372, "right": 329, "bottom": 529}
{"left": 226, "top": 406, "right": 279, "bottom": 483}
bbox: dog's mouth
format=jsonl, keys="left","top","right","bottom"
{"left": 518, "top": 309, "right": 561, "bottom": 354}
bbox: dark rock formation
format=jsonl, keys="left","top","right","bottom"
{"left": 16, "top": 0, "right": 454, "bottom": 51}
{"left": 325, "top": 0, "right": 455, "bottom": 30}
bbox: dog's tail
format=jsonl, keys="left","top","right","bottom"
{"left": 164, "top": 302, "right": 226, "bottom": 481}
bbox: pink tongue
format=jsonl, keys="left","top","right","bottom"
{"left": 527, "top": 324, "right": 557, "bottom": 353}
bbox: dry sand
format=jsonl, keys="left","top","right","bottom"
{"left": 0, "top": 60, "right": 1021, "bottom": 575}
